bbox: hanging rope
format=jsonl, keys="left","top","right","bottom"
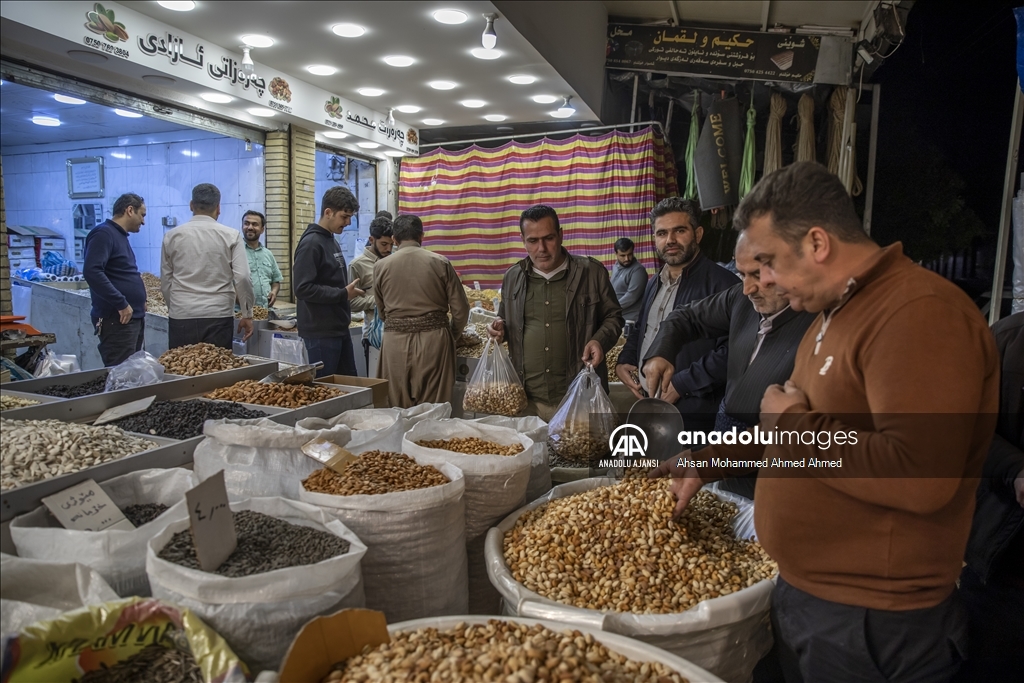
{"left": 794, "top": 93, "right": 816, "bottom": 162}
{"left": 683, "top": 91, "right": 700, "bottom": 201}
{"left": 739, "top": 91, "right": 757, "bottom": 199}
{"left": 826, "top": 87, "right": 845, "bottom": 176}
{"left": 763, "top": 92, "right": 787, "bottom": 176}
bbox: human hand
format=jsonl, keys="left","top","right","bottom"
{"left": 642, "top": 356, "right": 675, "bottom": 399}
{"left": 267, "top": 291, "right": 277, "bottom": 307}
{"left": 345, "top": 278, "right": 364, "bottom": 300}
{"left": 237, "top": 317, "right": 254, "bottom": 342}
{"left": 487, "top": 318, "right": 505, "bottom": 342}
{"left": 761, "top": 380, "right": 809, "bottom": 418}
{"left": 118, "top": 304, "right": 133, "bottom": 324}
{"left": 616, "top": 363, "right": 644, "bottom": 400}
{"left": 582, "top": 340, "right": 604, "bottom": 367}
{"left": 648, "top": 454, "right": 704, "bottom": 520}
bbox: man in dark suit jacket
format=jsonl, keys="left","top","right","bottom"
{"left": 616, "top": 198, "right": 737, "bottom": 433}
{"left": 641, "top": 231, "right": 816, "bottom": 497}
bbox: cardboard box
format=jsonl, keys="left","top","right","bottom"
{"left": 278, "top": 609, "right": 389, "bottom": 682}
{"left": 321, "top": 375, "right": 388, "bottom": 408}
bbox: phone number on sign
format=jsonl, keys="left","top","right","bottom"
{"left": 84, "top": 36, "right": 129, "bottom": 59}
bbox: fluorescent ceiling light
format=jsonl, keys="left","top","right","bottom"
{"left": 157, "top": 1, "right": 195, "bottom": 10}
{"left": 200, "top": 92, "right": 233, "bottom": 104}
{"left": 357, "top": 142, "right": 380, "bottom": 149}
{"left": 471, "top": 48, "right": 502, "bottom": 60}
{"left": 484, "top": 114, "right": 507, "bottom": 122}
{"left": 247, "top": 107, "right": 275, "bottom": 117}
{"left": 384, "top": 150, "right": 406, "bottom": 157}
{"left": 307, "top": 65, "right": 337, "bottom": 76}
{"left": 54, "top": 94, "right": 86, "bottom": 105}
{"left": 532, "top": 94, "right": 558, "bottom": 104}
{"left": 383, "top": 55, "right": 415, "bottom": 67}
{"left": 507, "top": 75, "right": 536, "bottom": 85}
{"left": 332, "top": 23, "right": 366, "bottom": 38}
{"left": 433, "top": 9, "right": 468, "bottom": 24}
{"left": 31, "top": 116, "right": 60, "bottom": 127}
{"left": 240, "top": 34, "right": 274, "bottom": 48}
{"left": 460, "top": 99, "right": 486, "bottom": 108}
{"left": 323, "top": 131, "right": 348, "bottom": 139}
{"left": 395, "top": 105, "right": 421, "bottom": 113}
{"left": 114, "top": 108, "right": 143, "bottom": 118}
{"left": 428, "top": 80, "right": 456, "bottom": 90}
{"left": 358, "top": 87, "right": 384, "bottom": 96}
{"left": 422, "top": 118, "right": 445, "bottom": 126}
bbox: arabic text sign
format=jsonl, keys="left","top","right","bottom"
{"left": 607, "top": 25, "right": 820, "bottom": 83}
{"left": 185, "top": 469, "right": 236, "bottom": 572}
{"left": 42, "top": 479, "right": 134, "bottom": 532}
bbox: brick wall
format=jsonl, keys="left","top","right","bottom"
{"left": 264, "top": 131, "right": 291, "bottom": 300}
{"left": 290, "top": 126, "right": 317, "bottom": 262}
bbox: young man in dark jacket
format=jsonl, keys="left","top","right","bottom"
{"left": 292, "top": 186, "right": 364, "bottom": 377}
{"left": 616, "top": 197, "right": 737, "bottom": 433}
{"left": 82, "top": 192, "right": 148, "bottom": 366}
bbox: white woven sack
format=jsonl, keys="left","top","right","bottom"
{"left": 299, "top": 462, "right": 468, "bottom": 622}
{"left": 146, "top": 496, "right": 367, "bottom": 674}
{"left": 398, "top": 402, "right": 452, "bottom": 425}
{"left": 485, "top": 479, "right": 775, "bottom": 683}
{"left": 296, "top": 408, "right": 404, "bottom": 452}
{"left": 193, "top": 418, "right": 352, "bottom": 501}
{"left": 0, "top": 554, "right": 119, "bottom": 635}
{"left": 9, "top": 468, "right": 197, "bottom": 597}
{"left": 473, "top": 415, "right": 551, "bottom": 502}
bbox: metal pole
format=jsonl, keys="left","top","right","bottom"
{"left": 665, "top": 98, "right": 675, "bottom": 137}
{"left": 838, "top": 86, "right": 856, "bottom": 193}
{"left": 630, "top": 74, "right": 640, "bottom": 133}
{"left": 419, "top": 121, "right": 667, "bottom": 149}
{"left": 988, "top": 84, "right": 1024, "bottom": 325}
{"left": 863, "top": 83, "right": 881, "bottom": 235}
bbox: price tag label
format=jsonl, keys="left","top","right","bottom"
{"left": 301, "top": 438, "right": 357, "bottom": 474}
{"left": 473, "top": 281, "right": 481, "bottom": 290}
{"left": 42, "top": 479, "right": 135, "bottom": 532}
{"left": 185, "top": 470, "right": 237, "bottom": 572}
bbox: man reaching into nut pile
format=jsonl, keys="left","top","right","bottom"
{"left": 652, "top": 162, "right": 999, "bottom": 682}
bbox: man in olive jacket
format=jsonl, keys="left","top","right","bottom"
{"left": 488, "top": 205, "right": 623, "bottom": 420}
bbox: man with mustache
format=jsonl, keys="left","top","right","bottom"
{"left": 241, "top": 210, "right": 282, "bottom": 309}
{"left": 616, "top": 197, "right": 737, "bottom": 433}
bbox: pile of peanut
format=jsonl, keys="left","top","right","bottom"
{"left": 303, "top": 451, "right": 449, "bottom": 496}
{"left": 141, "top": 272, "right": 168, "bottom": 316}
{"left": 549, "top": 421, "right": 610, "bottom": 465}
{"left": 464, "top": 382, "right": 528, "bottom": 416}
{"left": 606, "top": 338, "right": 625, "bottom": 384}
{"left": 416, "top": 436, "right": 524, "bottom": 457}
{"left": 322, "top": 619, "right": 690, "bottom": 683}
{"left": 504, "top": 479, "right": 777, "bottom": 614}
{"left": 205, "top": 380, "right": 344, "bottom": 408}
{"left": 235, "top": 305, "right": 269, "bottom": 320}
{"left": 158, "top": 343, "right": 248, "bottom": 376}
{"left": 0, "top": 394, "right": 39, "bottom": 411}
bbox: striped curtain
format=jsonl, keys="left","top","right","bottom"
{"left": 399, "top": 126, "right": 677, "bottom": 288}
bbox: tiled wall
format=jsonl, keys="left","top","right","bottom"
{"left": 314, "top": 149, "right": 377, "bottom": 263}
{"left": 2, "top": 132, "right": 264, "bottom": 276}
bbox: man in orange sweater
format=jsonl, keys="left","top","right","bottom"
{"left": 649, "top": 162, "right": 999, "bottom": 682}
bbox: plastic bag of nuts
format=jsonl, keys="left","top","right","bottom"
{"left": 463, "top": 338, "right": 528, "bottom": 416}
{"left": 547, "top": 364, "right": 617, "bottom": 466}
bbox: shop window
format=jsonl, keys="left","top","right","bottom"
{"left": 314, "top": 149, "right": 376, "bottom": 264}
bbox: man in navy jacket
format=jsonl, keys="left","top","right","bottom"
{"left": 82, "top": 192, "right": 148, "bottom": 366}
{"left": 616, "top": 198, "right": 737, "bottom": 433}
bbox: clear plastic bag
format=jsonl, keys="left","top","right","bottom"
{"left": 32, "top": 349, "right": 80, "bottom": 378}
{"left": 271, "top": 334, "right": 308, "bottom": 366}
{"left": 547, "top": 364, "right": 617, "bottom": 466}
{"left": 463, "top": 339, "right": 527, "bottom": 416}
{"left": 455, "top": 324, "right": 482, "bottom": 349}
{"left": 104, "top": 350, "right": 165, "bottom": 391}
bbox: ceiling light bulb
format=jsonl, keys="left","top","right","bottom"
{"left": 460, "top": 99, "right": 486, "bottom": 108}
{"left": 357, "top": 142, "right": 380, "bottom": 149}
{"left": 240, "top": 34, "right": 274, "bottom": 48}
{"left": 31, "top": 115, "right": 61, "bottom": 127}
{"left": 247, "top": 107, "right": 275, "bottom": 117}
{"left": 323, "top": 131, "right": 348, "bottom": 139}
{"left": 384, "top": 150, "right": 406, "bottom": 157}
{"left": 200, "top": 92, "right": 233, "bottom": 104}
{"left": 484, "top": 114, "right": 507, "bottom": 122}
{"left": 157, "top": 1, "right": 195, "bottom": 10}
{"left": 556, "top": 96, "right": 576, "bottom": 115}
{"left": 433, "top": 9, "right": 468, "bottom": 24}
{"left": 532, "top": 94, "right": 558, "bottom": 104}
{"left": 422, "top": 118, "right": 445, "bottom": 126}
{"left": 240, "top": 47, "right": 255, "bottom": 75}
{"left": 383, "top": 55, "right": 415, "bottom": 67}
{"left": 307, "top": 65, "right": 337, "bottom": 76}
{"left": 471, "top": 48, "right": 502, "bottom": 60}
{"left": 114, "top": 108, "right": 143, "bottom": 118}
{"left": 482, "top": 13, "right": 497, "bottom": 50}
{"left": 332, "top": 23, "right": 366, "bottom": 38}
{"left": 54, "top": 94, "right": 86, "bottom": 105}
{"left": 428, "top": 80, "right": 456, "bottom": 90}
{"left": 549, "top": 109, "right": 573, "bottom": 119}
{"left": 395, "top": 105, "right": 421, "bottom": 113}
{"left": 508, "top": 75, "right": 536, "bottom": 85}
{"left": 357, "top": 87, "right": 384, "bottom": 97}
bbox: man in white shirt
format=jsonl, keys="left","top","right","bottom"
{"left": 161, "top": 183, "right": 254, "bottom": 349}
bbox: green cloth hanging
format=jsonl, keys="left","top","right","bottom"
{"left": 683, "top": 91, "right": 700, "bottom": 201}
{"left": 739, "top": 94, "right": 756, "bottom": 199}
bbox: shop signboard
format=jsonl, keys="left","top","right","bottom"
{"left": 606, "top": 24, "right": 821, "bottom": 83}
{"left": 0, "top": 1, "right": 419, "bottom": 155}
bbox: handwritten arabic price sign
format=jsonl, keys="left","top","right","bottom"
{"left": 42, "top": 479, "right": 135, "bottom": 532}
{"left": 185, "top": 470, "right": 237, "bottom": 572}
{"left": 606, "top": 24, "right": 821, "bottom": 83}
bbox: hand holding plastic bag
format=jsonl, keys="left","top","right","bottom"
{"left": 463, "top": 338, "right": 528, "bottom": 416}
{"left": 104, "top": 350, "right": 165, "bottom": 391}
{"left": 547, "top": 364, "right": 617, "bottom": 466}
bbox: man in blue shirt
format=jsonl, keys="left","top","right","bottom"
{"left": 82, "top": 193, "right": 148, "bottom": 366}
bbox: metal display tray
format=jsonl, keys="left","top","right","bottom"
{"left": 4, "top": 368, "right": 185, "bottom": 396}
{"left": 1, "top": 390, "right": 67, "bottom": 416}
